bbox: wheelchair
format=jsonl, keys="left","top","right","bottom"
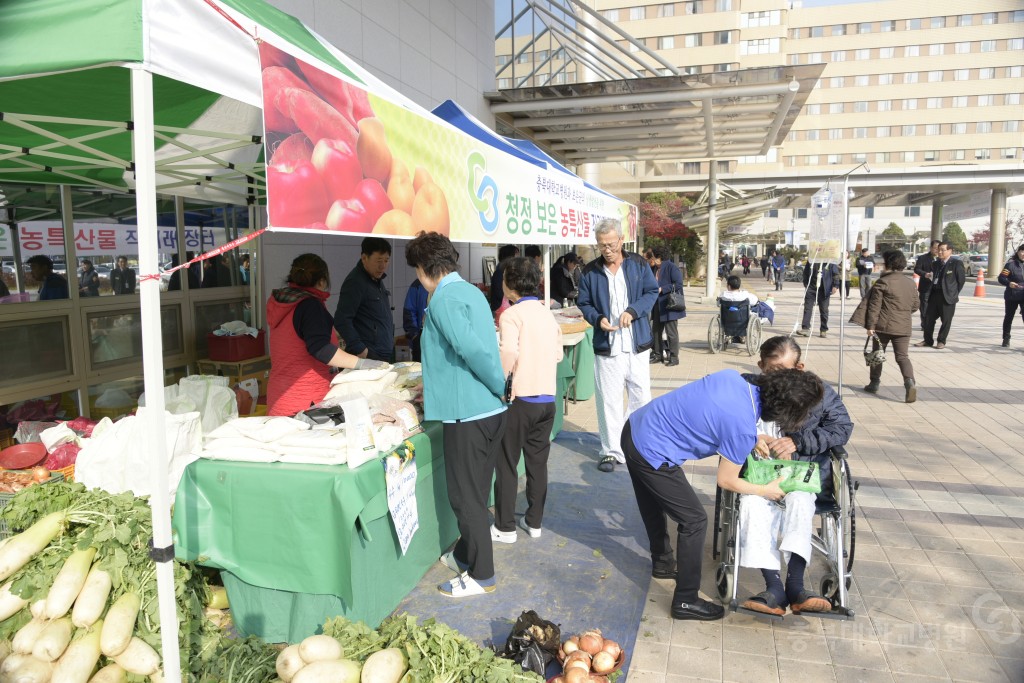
{"left": 707, "top": 298, "right": 762, "bottom": 356}
{"left": 712, "top": 446, "right": 859, "bottom": 620}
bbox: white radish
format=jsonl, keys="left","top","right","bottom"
{"left": 32, "top": 616, "right": 73, "bottom": 662}
{"left": 71, "top": 568, "right": 111, "bottom": 628}
{"left": 0, "top": 652, "right": 26, "bottom": 676}
{"left": 12, "top": 617, "right": 47, "bottom": 655}
{"left": 111, "top": 637, "right": 159, "bottom": 676}
{"left": 292, "top": 659, "right": 361, "bottom": 683}
{"left": 148, "top": 669, "right": 164, "bottom": 683}
{"left": 275, "top": 645, "right": 304, "bottom": 682}
{"left": 298, "top": 635, "right": 343, "bottom": 663}
{"left": 87, "top": 663, "right": 126, "bottom": 683}
{"left": 1, "top": 654, "right": 53, "bottom": 683}
{"left": 29, "top": 601, "right": 46, "bottom": 619}
{"left": 99, "top": 593, "right": 139, "bottom": 657}
{"left": 0, "top": 640, "right": 10, "bottom": 664}
{"left": 0, "top": 512, "right": 67, "bottom": 582}
{"left": 44, "top": 548, "right": 97, "bottom": 620}
{"left": 0, "top": 582, "right": 28, "bottom": 622}
{"left": 52, "top": 620, "right": 103, "bottom": 683}
{"left": 360, "top": 647, "right": 407, "bottom": 683}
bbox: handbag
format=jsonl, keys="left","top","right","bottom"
{"left": 742, "top": 455, "right": 821, "bottom": 494}
{"left": 863, "top": 334, "right": 886, "bottom": 367}
{"left": 665, "top": 288, "right": 686, "bottom": 313}
{"left": 504, "top": 372, "right": 514, "bottom": 403}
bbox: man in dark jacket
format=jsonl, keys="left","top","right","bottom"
{"left": 914, "top": 240, "right": 940, "bottom": 327}
{"left": 796, "top": 261, "right": 840, "bottom": 338}
{"left": 997, "top": 243, "right": 1024, "bottom": 347}
{"left": 916, "top": 241, "right": 966, "bottom": 349}
{"left": 334, "top": 236, "right": 394, "bottom": 361}
{"left": 578, "top": 219, "right": 659, "bottom": 473}
{"left": 110, "top": 256, "right": 136, "bottom": 295}
{"left": 855, "top": 248, "right": 875, "bottom": 298}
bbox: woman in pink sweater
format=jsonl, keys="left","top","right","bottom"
{"left": 491, "top": 257, "right": 564, "bottom": 543}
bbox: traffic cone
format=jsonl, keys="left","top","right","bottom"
{"left": 913, "top": 272, "right": 920, "bottom": 288}
{"left": 974, "top": 268, "right": 985, "bottom": 297}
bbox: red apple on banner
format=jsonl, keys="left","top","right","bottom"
{"left": 354, "top": 178, "right": 393, "bottom": 227}
{"left": 411, "top": 182, "right": 451, "bottom": 235}
{"left": 326, "top": 198, "right": 371, "bottom": 233}
{"left": 267, "top": 159, "right": 331, "bottom": 227}
{"left": 356, "top": 118, "right": 392, "bottom": 185}
{"left": 312, "top": 139, "right": 362, "bottom": 201}
{"left": 387, "top": 161, "right": 415, "bottom": 214}
{"left": 373, "top": 209, "right": 416, "bottom": 236}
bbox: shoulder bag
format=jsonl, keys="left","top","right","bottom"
{"left": 863, "top": 334, "right": 886, "bottom": 367}
{"left": 665, "top": 287, "right": 686, "bottom": 313}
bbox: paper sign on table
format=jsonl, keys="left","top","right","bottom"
{"left": 384, "top": 452, "right": 419, "bottom": 555}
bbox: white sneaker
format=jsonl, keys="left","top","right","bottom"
{"left": 490, "top": 524, "right": 517, "bottom": 544}
{"left": 519, "top": 517, "right": 541, "bottom": 538}
{"left": 437, "top": 572, "right": 496, "bottom": 598}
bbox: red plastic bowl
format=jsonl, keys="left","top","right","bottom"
{"left": 0, "top": 443, "right": 48, "bottom": 470}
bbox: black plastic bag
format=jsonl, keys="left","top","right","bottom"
{"left": 501, "top": 610, "right": 561, "bottom": 676}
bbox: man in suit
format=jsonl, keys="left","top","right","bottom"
{"left": 913, "top": 240, "right": 940, "bottom": 327}
{"left": 796, "top": 261, "right": 840, "bottom": 338}
{"left": 915, "top": 241, "right": 966, "bottom": 350}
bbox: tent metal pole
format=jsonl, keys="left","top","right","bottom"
{"left": 130, "top": 67, "right": 183, "bottom": 683}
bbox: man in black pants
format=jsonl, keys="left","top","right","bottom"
{"left": 795, "top": 261, "right": 839, "bottom": 338}
{"left": 916, "top": 241, "right": 966, "bottom": 349}
{"left": 914, "top": 240, "right": 940, "bottom": 327}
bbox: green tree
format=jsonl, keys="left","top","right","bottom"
{"left": 943, "top": 221, "right": 968, "bottom": 252}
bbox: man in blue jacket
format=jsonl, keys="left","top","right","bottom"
{"left": 796, "top": 261, "right": 840, "bottom": 338}
{"left": 334, "top": 237, "right": 394, "bottom": 362}
{"left": 578, "top": 219, "right": 659, "bottom": 473}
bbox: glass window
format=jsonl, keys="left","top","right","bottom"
{"left": 1, "top": 391, "right": 81, "bottom": 432}
{"left": 767, "top": 209, "right": 779, "bottom": 218}
{"left": 903, "top": 151, "right": 916, "bottom": 162}
{"left": 950, "top": 149, "right": 965, "bottom": 161}
{"left": 865, "top": 206, "right": 875, "bottom": 218}
{"left": 952, "top": 96, "right": 968, "bottom": 107}
{"left": 832, "top": 24, "right": 846, "bottom": 36}
{"left": 923, "top": 150, "right": 938, "bottom": 161}
{"left": 805, "top": 155, "right": 819, "bottom": 165}
{"left": 790, "top": 28, "right": 802, "bottom": 39}
{"left": 951, "top": 122, "right": 967, "bottom": 134}
{"left": 855, "top": 75, "right": 869, "bottom": 86}
{"left": 954, "top": 69, "right": 969, "bottom": 80}
{"left": 902, "top": 99, "right": 918, "bottom": 110}
{"left": 684, "top": 33, "right": 702, "bottom": 47}
{"left": 857, "top": 23, "right": 871, "bottom": 34}
{"left": 716, "top": 160, "right": 729, "bottom": 173}
{"left": 831, "top": 51, "right": 845, "bottom": 61}
{"left": 907, "top": 18, "right": 921, "bottom": 30}
{"left": 1008, "top": 66, "right": 1023, "bottom": 78}
{"left": 1006, "top": 93, "right": 1021, "bottom": 105}
{"left": 876, "top": 126, "right": 890, "bottom": 137}
{"left": 715, "top": 31, "right": 732, "bottom": 45}
{"left": 658, "top": 36, "right": 675, "bottom": 49}
{"left": 853, "top": 153, "right": 867, "bottom": 163}
{"left": 1005, "top": 121, "right": 1021, "bottom": 133}
{"left": 928, "top": 70, "right": 943, "bottom": 82}
{"left": 715, "top": 0, "right": 733, "bottom": 11}
{"left": 0, "top": 317, "right": 72, "bottom": 388}
{"left": 902, "top": 125, "right": 917, "bottom": 136}
{"left": 975, "top": 149, "right": 991, "bottom": 160}
{"left": 682, "top": 162, "right": 701, "bottom": 174}
{"left": 806, "top": 129, "right": 820, "bottom": 141}
{"left": 855, "top": 49, "right": 870, "bottom": 60}
{"left": 982, "top": 13, "right": 997, "bottom": 25}
{"left": 88, "top": 307, "right": 183, "bottom": 368}
{"left": 905, "top": 45, "right": 919, "bottom": 57}
{"left": 930, "top": 17, "right": 945, "bottom": 29}
{"left": 925, "top": 124, "right": 940, "bottom": 135}
{"left": 881, "top": 20, "right": 895, "bottom": 32}
{"left": 854, "top": 101, "right": 869, "bottom": 112}
{"left": 1014, "top": 10, "right": 1024, "bottom": 22}
{"left": 977, "top": 95, "right": 994, "bottom": 106}
{"left": 658, "top": 4, "right": 674, "bottom": 18}
{"left": 497, "top": 78, "right": 511, "bottom": 89}
{"left": 713, "top": 63, "right": 732, "bottom": 72}
{"left": 829, "top": 103, "right": 844, "bottom": 113}
{"left": 877, "top": 74, "right": 893, "bottom": 85}
{"left": 957, "top": 15, "right": 972, "bottom": 27}
{"left": 629, "top": 7, "right": 644, "bottom": 20}
{"left": 806, "top": 103, "right": 821, "bottom": 115}
{"left": 979, "top": 68, "right": 994, "bottom": 79}
{"left": 1008, "top": 38, "right": 1023, "bottom": 50}
{"left": 929, "top": 44, "right": 945, "bottom": 55}
{"left": 904, "top": 206, "right": 921, "bottom": 217}
{"left": 1, "top": 185, "right": 69, "bottom": 305}
{"left": 604, "top": 9, "right": 619, "bottom": 21}
{"left": 830, "top": 76, "right": 845, "bottom": 87}
{"left": 828, "top": 154, "right": 842, "bottom": 165}
{"left": 811, "top": 26, "right": 824, "bottom": 38}
{"left": 877, "top": 100, "right": 892, "bottom": 112}
{"left": 854, "top": 127, "right": 868, "bottom": 138}
{"left": 976, "top": 121, "right": 992, "bottom": 133}
{"left": 904, "top": 72, "right": 919, "bottom": 84}
{"left": 879, "top": 47, "right": 895, "bottom": 58}
{"left": 980, "top": 40, "right": 996, "bottom": 52}
{"left": 1002, "top": 148, "right": 1018, "bottom": 159}
{"left": 683, "top": 2, "right": 700, "bottom": 15}
{"left": 194, "top": 300, "right": 253, "bottom": 359}
{"left": 828, "top": 129, "right": 843, "bottom": 140}
{"left": 954, "top": 42, "right": 971, "bottom": 54}
{"left": 809, "top": 52, "right": 823, "bottom": 62}
{"left": 927, "top": 97, "right": 942, "bottom": 108}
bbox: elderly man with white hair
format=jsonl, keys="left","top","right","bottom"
{"left": 577, "top": 219, "right": 659, "bottom": 473}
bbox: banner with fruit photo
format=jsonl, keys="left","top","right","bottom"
{"left": 259, "top": 41, "right": 635, "bottom": 245}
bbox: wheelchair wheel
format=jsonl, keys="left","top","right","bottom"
{"left": 840, "top": 461, "right": 857, "bottom": 576}
{"left": 745, "top": 317, "right": 762, "bottom": 356}
{"left": 715, "top": 564, "right": 733, "bottom": 602}
{"left": 707, "top": 316, "right": 724, "bottom": 354}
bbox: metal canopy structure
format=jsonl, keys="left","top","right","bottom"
{"left": 678, "top": 182, "right": 783, "bottom": 234}
{"left": 488, "top": 64, "right": 824, "bottom": 164}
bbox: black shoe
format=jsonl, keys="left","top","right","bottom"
{"left": 597, "top": 456, "right": 617, "bottom": 473}
{"left": 1002, "top": 338, "right": 1010, "bottom": 348}
{"left": 649, "top": 355, "right": 663, "bottom": 365}
{"left": 666, "top": 359, "right": 679, "bottom": 367}
{"left": 671, "top": 598, "right": 725, "bottom": 621}
{"left": 652, "top": 560, "right": 676, "bottom": 579}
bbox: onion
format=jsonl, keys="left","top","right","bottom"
{"left": 601, "top": 639, "right": 621, "bottom": 659}
{"left": 564, "top": 651, "right": 591, "bottom": 672}
{"left": 587, "top": 675, "right": 609, "bottom": 683}
{"left": 564, "top": 669, "right": 589, "bottom": 683}
{"left": 31, "top": 467, "right": 50, "bottom": 484}
{"left": 562, "top": 636, "right": 579, "bottom": 655}
{"left": 592, "top": 651, "right": 616, "bottom": 674}
{"left": 578, "top": 630, "right": 604, "bottom": 656}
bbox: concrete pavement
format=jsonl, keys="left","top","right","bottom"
{"left": 562, "top": 276, "right": 1024, "bottom": 683}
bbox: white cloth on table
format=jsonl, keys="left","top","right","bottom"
{"left": 594, "top": 350, "right": 651, "bottom": 463}
{"left": 205, "top": 416, "right": 309, "bottom": 442}
{"left": 737, "top": 491, "right": 816, "bottom": 570}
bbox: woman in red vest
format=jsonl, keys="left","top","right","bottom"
{"left": 266, "top": 253, "right": 388, "bottom": 416}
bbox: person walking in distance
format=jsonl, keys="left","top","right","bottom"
{"left": 997, "top": 243, "right": 1024, "bottom": 347}
{"left": 914, "top": 241, "right": 940, "bottom": 328}
{"left": 915, "top": 241, "right": 966, "bottom": 350}
{"left": 855, "top": 248, "right": 875, "bottom": 298}
{"left": 795, "top": 261, "right": 840, "bottom": 338}
{"left": 770, "top": 250, "right": 786, "bottom": 291}
{"left": 577, "top": 219, "right": 659, "bottom": 473}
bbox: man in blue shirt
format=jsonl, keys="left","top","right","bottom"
{"left": 622, "top": 368, "right": 824, "bottom": 621}
{"left": 27, "top": 255, "right": 69, "bottom": 301}
{"left": 770, "top": 251, "right": 786, "bottom": 291}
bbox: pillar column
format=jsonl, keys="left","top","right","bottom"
{"left": 988, "top": 188, "right": 1007, "bottom": 278}
{"left": 931, "top": 199, "right": 943, "bottom": 242}
{"left": 704, "top": 164, "right": 718, "bottom": 299}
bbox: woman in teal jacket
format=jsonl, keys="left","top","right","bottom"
{"left": 405, "top": 231, "right": 507, "bottom": 599}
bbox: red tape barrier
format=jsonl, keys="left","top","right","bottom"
{"left": 138, "top": 228, "right": 266, "bottom": 283}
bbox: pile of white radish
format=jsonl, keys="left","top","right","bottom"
{"left": 274, "top": 635, "right": 407, "bottom": 683}
{"left": 0, "top": 512, "right": 160, "bottom": 682}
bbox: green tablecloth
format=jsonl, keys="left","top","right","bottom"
{"left": 172, "top": 422, "right": 457, "bottom": 641}
{"left": 552, "top": 327, "right": 594, "bottom": 437}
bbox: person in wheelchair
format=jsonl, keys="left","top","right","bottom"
{"left": 621, "top": 367, "right": 824, "bottom": 621}
{"left": 720, "top": 276, "right": 775, "bottom": 342}
{"left": 736, "top": 335, "right": 854, "bottom": 616}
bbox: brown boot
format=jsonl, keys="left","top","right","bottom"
{"left": 904, "top": 378, "right": 917, "bottom": 403}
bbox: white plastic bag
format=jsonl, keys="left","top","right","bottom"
{"left": 177, "top": 375, "right": 237, "bottom": 434}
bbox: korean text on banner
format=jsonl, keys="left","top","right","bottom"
{"left": 384, "top": 452, "right": 419, "bottom": 555}
{"left": 258, "top": 41, "right": 635, "bottom": 244}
